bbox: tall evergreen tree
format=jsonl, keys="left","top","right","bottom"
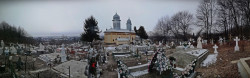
{"left": 81, "top": 16, "right": 100, "bottom": 43}
{"left": 136, "top": 26, "right": 148, "bottom": 43}
{"left": 137, "top": 26, "right": 148, "bottom": 39}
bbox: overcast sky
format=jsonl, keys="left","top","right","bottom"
{"left": 0, "top": 0, "right": 200, "bottom": 37}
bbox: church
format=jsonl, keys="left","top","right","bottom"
{"left": 104, "top": 13, "right": 136, "bottom": 45}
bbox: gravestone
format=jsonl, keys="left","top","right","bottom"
{"left": 159, "top": 41, "right": 162, "bottom": 46}
{"left": 197, "top": 37, "right": 202, "bottom": 49}
{"left": 10, "top": 45, "right": 17, "bottom": 54}
{"left": 190, "top": 45, "right": 194, "bottom": 48}
{"left": 219, "top": 37, "right": 223, "bottom": 46}
{"left": 1, "top": 40, "right": 4, "bottom": 48}
{"left": 188, "top": 42, "right": 191, "bottom": 47}
{"left": 4, "top": 47, "right": 9, "bottom": 55}
{"left": 38, "top": 43, "right": 45, "bottom": 51}
{"left": 171, "top": 41, "right": 174, "bottom": 46}
{"left": 0, "top": 47, "right": 3, "bottom": 55}
{"left": 184, "top": 42, "right": 188, "bottom": 50}
{"left": 213, "top": 44, "right": 218, "bottom": 54}
{"left": 61, "top": 44, "right": 67, "bottom": 62}
{"left": 234, "top": 37, "right": 240, "bottom": 52}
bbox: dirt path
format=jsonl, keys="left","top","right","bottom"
{"left": 100, "top": 54, "right": 118, "bottom": 78}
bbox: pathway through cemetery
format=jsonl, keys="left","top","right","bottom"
{"left": 99, "top": 54, "right": 118, "bottom": 78}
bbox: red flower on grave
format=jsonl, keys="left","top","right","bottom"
{"left": 92, "top": 62, "right": 96, "bottom": 68}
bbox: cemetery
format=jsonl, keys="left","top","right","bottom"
{"left": 0, "top": 35, "right": 249, "bottom": 78}
{"left": 1, "top": 0, "right": 250, "bottom": 77}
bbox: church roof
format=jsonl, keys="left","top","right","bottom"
{"left": 127, "top": 18, "right": 131, "bottom": 24}
{"left": 113, "top": 13, "right": 120, "bottom": 20}
{"left": 104, "top": 29, "right": 135, "bottom": 33}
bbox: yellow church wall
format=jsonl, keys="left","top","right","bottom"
{"left": 104, "top": 32, "right": 136, "bottom": 44}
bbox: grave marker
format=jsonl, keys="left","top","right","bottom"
{"left": 1, "top": 40, "right": 4, "bottom": 47}
{"left": 234, "top": 37, "right": 240, "bottom": 52}
{"left": 197, "top": 37, "right": 202, "bottom": 49}
{"left": 213, "top": 44, "right": 218, "bottom": 54}
{"left": 61, "top": 44, "right": 67, "bottom": 62}
{"left": 10, "top": 45, "right": 17, "bottom": 55}
{"left": 4, "top": 47, "right": 9, "bottom": 56}
{"left": 188, "top": 42, "right": 191, "bottom": 47}
{"left": 219, "top": 37, "right": 223, "bottom": 46}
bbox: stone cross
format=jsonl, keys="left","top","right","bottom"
{"left": 234, "top": 37, "right": 240, "bottom": 52}
{"left": 219, "top": 37, "right": 223, "bottom": 46}
{"left": 213, "top": 44, "right": 218, "bottom": 53}
{"left": 197, "top": 37, "right": 202, "bottom": 49}
{"left": 229, "top": 34, "right": 232, "bottom": 41}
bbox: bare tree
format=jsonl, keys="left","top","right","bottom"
{"left": 171, "top": 11, "right": 193, "bottom": 41}
{"left": 216, "top": 0, "right": 250, "bottom": 38}
{"left": 196, "top": 0, "right": 217, "bottom": 39}
{"left": 154, "top": 16, "right": 171, "bottom": 41}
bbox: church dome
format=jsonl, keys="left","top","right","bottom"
{"left": 127, "top": 18, "right": 131, "bottom": 24}
{"left": 113, "top": 13, "right": 120, "bottom": 20}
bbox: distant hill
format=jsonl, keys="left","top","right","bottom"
{"left": 0, "top": 21, "right": 35, "bottom": 44}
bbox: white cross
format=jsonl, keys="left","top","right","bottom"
{"left": 234, "top": 37, "right": 240, "bottom": 46}
{"left": 219, "top": 37, "right": 223, "bottom": 45}
{"left": 234, "top": 37, "right": 240, "bottom": 51}
{"left": 219, "top": 37, "right": 223, "bottom": 41}
{"left": 188, "top": 42, "right": 191, "bottom": 46}
{"left": 213, "top": 44, "right": 218, "bottom": 53}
